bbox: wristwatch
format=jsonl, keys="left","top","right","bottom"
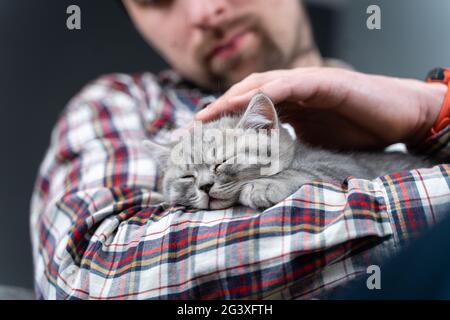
{"left": 426, "top": 67, "right": 450, "bottom": 137}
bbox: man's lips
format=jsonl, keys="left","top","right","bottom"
{"left": 206, "top": 31, "right": 249, "bottom": 61}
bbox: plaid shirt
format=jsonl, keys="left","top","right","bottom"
{"left": 30, "top": 70, "right": 450, "bottom": 300}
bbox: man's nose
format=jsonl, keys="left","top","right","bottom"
{"left": 186, "top": 0, "right": 228, "bottom": 29}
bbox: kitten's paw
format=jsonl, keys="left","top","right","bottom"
{"left": 239, "top": 182, "right": 286, "bottom": 209}
{"left": 149, "top": 192, "right": 165, "bottom": 205}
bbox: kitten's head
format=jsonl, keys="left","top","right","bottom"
{"left": 144, "top": 93, "right": 295, "bottom": 209}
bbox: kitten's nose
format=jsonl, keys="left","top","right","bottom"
{"left": 199, "top": 183, "right": 213, "bottom": 194}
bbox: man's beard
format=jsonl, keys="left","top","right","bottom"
{"left": 204, "top": 29, "right": 286, "bottom": 90}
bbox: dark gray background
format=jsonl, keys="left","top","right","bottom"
{"left": 0, "top": 0, "right": 448, "bottom": 289}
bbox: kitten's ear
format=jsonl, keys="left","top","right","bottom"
{"left": 143, "top": 139, "right": 171, "bottom": 167}
{"left": 237, "top": 93, "right": 279, "bottom": 130}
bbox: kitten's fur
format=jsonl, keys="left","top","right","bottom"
{"left": 145, "top": 93, "right": 432, "bottom": 210}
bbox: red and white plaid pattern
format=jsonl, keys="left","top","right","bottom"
{"left": 30, "top": 71, "right": 450, "bottom": 299}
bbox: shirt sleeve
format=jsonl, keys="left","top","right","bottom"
{"left": 30, "top": 73, "right": 168, "bottom": 299}
{"left": 410, "top": 126, "right": 450, "bottom": 162}
{"left": 30, "top": 74, "right": 450, "bottom": 299}
{"left": 385, "top": 124, "right": 450, "bottom": 244}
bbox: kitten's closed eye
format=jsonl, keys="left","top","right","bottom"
{"left": 180, "top": 175, "right": 195, "bottom": 180}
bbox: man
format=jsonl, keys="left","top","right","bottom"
{"left": 30, "top": 0, "right": 449, "bottom": 299}
{"left": 122, "top": 0, "right": 324, "bottom": 89}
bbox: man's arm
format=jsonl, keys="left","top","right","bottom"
{"left": 30, "top": 73, "right": 166, "bottom": 298}
{"left": 31, "top": 73, "right": 450, "bottom": 299}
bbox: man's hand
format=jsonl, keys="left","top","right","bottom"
{"left": 196, "top": 68, "right": 447, "bottom": 149}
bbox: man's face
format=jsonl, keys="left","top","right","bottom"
{"left": 123, "top": 0, "right": 315, "bottom": 89}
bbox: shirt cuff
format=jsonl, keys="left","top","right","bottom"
{"left": 408, "top": 124, "right": 450, "bottom": 162}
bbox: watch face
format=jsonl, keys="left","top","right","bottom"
{"left": 426, "top": 68, "right": 450, "bottom": 85}
{"left": 427, "top": 68, "right": 446, "bottom": 82}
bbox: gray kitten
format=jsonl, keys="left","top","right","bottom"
{"left": 144, "top": 93, "right": 432, "bottom": 210}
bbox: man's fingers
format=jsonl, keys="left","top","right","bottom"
{"left": 198, "top": 86, "right": 273, "bottom": 121}
{"left": 195, "top": 78, "right": 310, "bottom": 121}
{"left": 195, "top": 96, "right": 245, "bottom": 121}
{"left": 225, "top": 69, "right": 301, "bottom": 97}
{"left": 195, "top": 69, "right": 322, "bottom": 121}
{"left": 251, "top": 78, "right": 313, "bottom": 105}
{"left": 195, "top": 77, "right": 265, "bottom": 121}
{"left": 195, "top": 83, "right": 267, "bottom": 121}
